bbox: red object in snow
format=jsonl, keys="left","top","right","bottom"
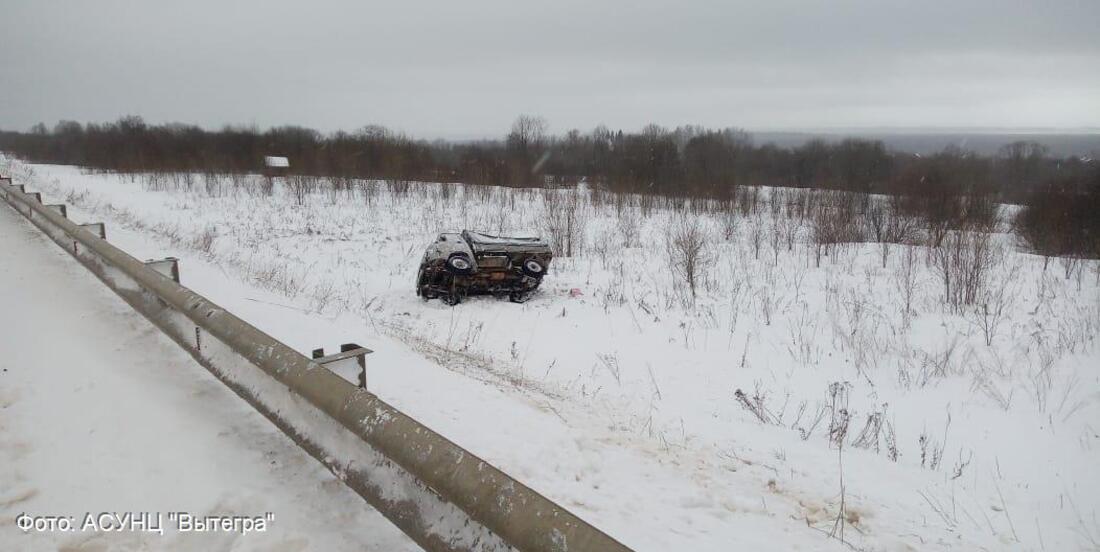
{"left": 569, "top": 288, "right": 583, "bottom": 297}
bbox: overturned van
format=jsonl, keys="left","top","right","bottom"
{"left": 415, "top": 230, "right": 553, "bottom": 305}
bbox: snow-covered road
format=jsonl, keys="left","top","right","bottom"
{"left": 0, "top": 202, "right": 419, "bottom": 551}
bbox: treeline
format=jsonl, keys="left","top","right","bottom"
{"left": 2, "top": 118, "right": 434, "bottom": 181}
{"left": 1, "top": 115, "right": 1097, "bottom": 257}
{"left": 1014, "top": 166, "right": 1100, "bottom": 259}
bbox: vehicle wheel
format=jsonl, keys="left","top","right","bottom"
{"left": 445, "top": 254, "right": 474, "bottom": 275}
{"left": 521, "top": 258, "right": 545, "bottom": 278}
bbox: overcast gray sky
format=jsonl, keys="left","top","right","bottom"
{"left": 1, "top": 0, "right": 1097, "bottom": 138}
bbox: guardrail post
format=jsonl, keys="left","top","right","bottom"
{"left": 80, "top": 222, "right": 107, "bottom": 239}
{"left": 144, "top": 257, "right": 180, "bottom": 283}
{"left": 344, "top": 342, "right": 368, "bottom": 389}
{"left": 313, "top": 343, "right": 372, "bottom": 389}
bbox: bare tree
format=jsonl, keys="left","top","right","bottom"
{"left": 719, "top": 201, "right": 739, "bottom": 241}
{"left": 507, "top": 114, "right": 549, "bottom": 185}
{"left": 748, "top": 214, "right": 765, "bottom": 260}
{"left": 665, "top": 212, "right": 713, "bottom": 306}
{"left": 769, "top": 214, "right": 783, "bottom": 265}
{"left": 777, "top": 206, "right": 804, "bottom": 251}
{"left": 967, "top": 262, "right": 1019, "bottom": 346}
{"left": 540, "top": 190, "right": 588, "bottom": 257}
{"left": 286, "top": 174, "right": 316, "bottom": 206}
{"left": 894, "top": 245, "right": 919, "bottom": 324}
{"left": 507, "top": 114, "right": 548, "bottom": 152}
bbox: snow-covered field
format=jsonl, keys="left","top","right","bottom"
{"left": 3, "top": 158, "right": 1099, "bottom": 551}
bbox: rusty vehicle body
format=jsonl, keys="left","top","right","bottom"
{"left": 416, "top": 230, "right": 553, "bottom": 304}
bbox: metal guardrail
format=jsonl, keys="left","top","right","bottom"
{"left": 0, "top": 176, "right": 634, "bottom": 552}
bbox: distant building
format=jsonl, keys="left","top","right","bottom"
{"left": 263, "top": 156, "right": 290, "bottom": 177}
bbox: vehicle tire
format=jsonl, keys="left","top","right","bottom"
{"left": 445, "top": 254, "right": 474, "bottom": 275}
{"left": 520, "top": 258, "right": 545, "bottom": 278}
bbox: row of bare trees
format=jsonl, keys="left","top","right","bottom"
{"left": 4, "top": 116, "right": 1091, "bottom": 199}
{"left": 2, "top": 116, "right": 1096, "bottom": 259}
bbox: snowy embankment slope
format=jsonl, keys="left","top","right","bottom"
{"left": 4, "top": 159, "right": 1099, "bottom": 551}
{"left": 0, "top": 203, "right": 419, "bottom": 551}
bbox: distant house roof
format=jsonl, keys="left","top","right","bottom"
{"left": 264, "top": 156, "right": 290, "bottom": 168}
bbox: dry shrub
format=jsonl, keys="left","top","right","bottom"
{"left": 286, "top": 174, "right": 317, "bottom": 206}
{"left": 929, "top": 230, "right": 1003, "bottom": 312}
{"left": 540, "top": 189, "right": 588, "bottom": 257}
{"left": 1015, "top": 182, "right": 1100, "bottom": 260}
{"left": 810, "top": 191, "right": 864, "bottom": 266}
{"left": 616, "top": 208, "right": 641, "bottom": 248}
{"left": 665, "top": 211, "right": 713, "bottom": 305}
